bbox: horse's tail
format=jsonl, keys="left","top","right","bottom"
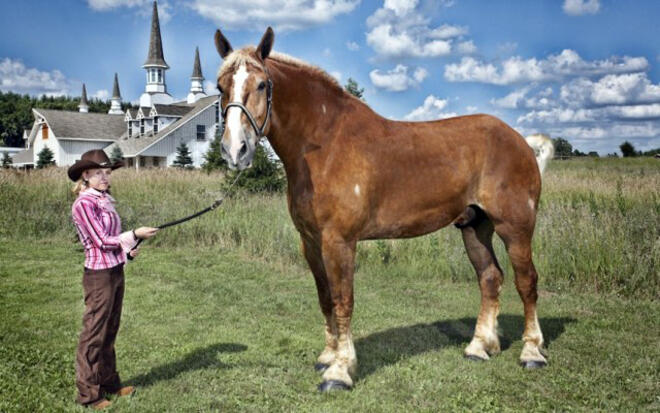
{"left": 524, "top": 134, "right": 554, "bottom": 175}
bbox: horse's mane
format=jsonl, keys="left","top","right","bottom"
{"left": 218, "top": 47, "right": 352, "bottom": 100}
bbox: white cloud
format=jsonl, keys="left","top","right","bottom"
{"left": 93, "top": 89, "right": 109, "bottom": 100}
{"left": 366, "top": 2, "right": 473, "bottom": 58}
{"left": 203, "top": 80, "right": 220, "bottom": 96}
{"left": 0, "top": 58, "right": 73, "bottom": 96}
{"left": 491, "top": 86, "right": 556, "bottom": 109}
{"left": 456, "top": 40, "right": 477, "bottom": 54}
{"left": 466, "top": 105, "right": 478, "bottom": 113}
{"left": 563, "top": 0, "right": 600, "bottom": 16}
{"left": 444, "top": 49, "right": 648, "bottom": 85}
{"left": 369, "top": 64, "right": 427, "bottom": 92}
{"left": 404, "top": 95, "right": 457, "bottom": 121}
{"left": 329, "top": 71, "right": 342, "bottom": 82}
{"left": 188, "top": 0, "right": 360, "bottom": 31}
{"left": 88, "top": 0, "right": 172, "bottom": 22}
{"left": 346, "top": 41, "right": 360, "bottom": 51}
{"left": 518, "top": 104, "right": 660, "bottom": 124}
{"left": 560, "top": 73, "right": 660, "bottom": 107}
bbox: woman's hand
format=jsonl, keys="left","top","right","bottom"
{"left": 129, "top": 247, "right": 140, "bottom": 258}
{"left": 134, "top": 227, "right": 159, "bottom": 239}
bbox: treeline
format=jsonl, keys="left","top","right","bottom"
{"left": 553, "top": 137, "right": 659, "bottom": 158}
{"left": 0, "top": 91, "right": 134, "bottom": 147}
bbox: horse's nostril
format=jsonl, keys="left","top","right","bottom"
{"left": 239, "top": 142, "right": 248, "bottom": 158}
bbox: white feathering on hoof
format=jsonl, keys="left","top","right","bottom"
{"left": 525, "top": 134, "right": 555, "bottom": 174}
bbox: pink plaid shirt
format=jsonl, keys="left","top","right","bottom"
{"left": 72, "top": 188, "right": 137, "bottom": 270}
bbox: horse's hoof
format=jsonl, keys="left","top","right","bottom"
{"left": 314, "top": 363, "right": 329, "bottom": 373}
{"left": 464, "top": 354, "right": 487, "bottom": 362}
{"left": 317, "top": 380, "right": 352, "bottom": 392}
{"left": 520, "top": 360, "right": 547, "bottom": 369}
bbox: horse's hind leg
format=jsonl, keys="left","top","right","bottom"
{"left": 460, "top": 209, "right": 503, "bottom": 361}
{"left": 495, "top": 223, "right": 547, "bottom": 368}
{"left": 301, "top": 236, "right": 337, "bottom": 373}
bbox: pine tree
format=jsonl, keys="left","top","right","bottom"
{"left": 2, "top": 151, "right": 13, "bottom": 168}
{"left": 202, "top": 133, "right": 228, "bottom": 172}
{"left": 620, "top": 141, "right": 637, "bottom": 157}
{"left": 224, "top": 143, "right": 285, "bottom": 193}
{"left": 110, "top": 146, "right": 124, "bottom": 163}
{"left": 344, "top": 78, "right": 364, "bottom": 100}
{"left": 36, "top": 147, "right": 55, "bottom": 168}
{"left": 173, "top": 142, "right": 193, "bottom": 168}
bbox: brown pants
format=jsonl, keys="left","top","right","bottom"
{"left": 76, "top": 264, "right": 125, "bottom": 406}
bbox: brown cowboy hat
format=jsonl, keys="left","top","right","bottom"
{"left": 67, "top": 149, "right": 123, "bottom": 181}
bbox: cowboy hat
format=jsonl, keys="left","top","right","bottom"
{"left": 67, "top": 149, "right": 123, "bottom": 181}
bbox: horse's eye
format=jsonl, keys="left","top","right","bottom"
{"left": 257, "top": 81, "right": 266, "bottom": 91}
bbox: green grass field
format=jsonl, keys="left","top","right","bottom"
{"left": 0, "top": 158, "right": 659, "bottom": 411}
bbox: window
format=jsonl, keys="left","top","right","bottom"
{"left": 153, "top": 116, "right": 159, "bottom": 134}
{"left": 157, "top": 69, "right": 162, "bottom": 83}
{"left": 153, "top": 157, "right": 160, "bottom": 167}
{"left": 215, "top": 100, "right": 220, "bottom": 123}
{"left": 128, "top": 124, "right": 132, "bottom": 137}
{"left": 140, "top": 157, "right": 146, "bottom": 167}
{"left": 140, "top": 119, "right": 144, "bottom": 136}
{"left": 196, "top": 124, "right": 206, "bottom": 140}
{"left": 42, "top": 123, "right": 48, "bottom": 140}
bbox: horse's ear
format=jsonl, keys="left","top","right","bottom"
{"left": 214, "top": 29, "right": 233, "bottom": 59}
{"left": 256, "top": 27, "right": 274, "bottom": 61}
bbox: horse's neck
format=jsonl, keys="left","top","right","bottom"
{"left": 265, "top": 59, "right": 348, "bottom": 175}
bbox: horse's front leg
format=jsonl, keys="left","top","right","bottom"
{"left": 317, "top": 232, "right": 357, "bottom": 391}
{"left": 300, "top": 236, "right": 337, "bottom": 372}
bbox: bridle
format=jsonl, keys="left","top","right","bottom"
{"left": 220, "top": 78, "right": 273, "bottom": 138}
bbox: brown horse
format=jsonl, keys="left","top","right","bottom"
{"left": 214, "top": 27, "right": 555, "bottom": 391}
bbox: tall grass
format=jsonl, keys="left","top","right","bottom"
{"left": 1, "top": 157, "right": 658, "bottom": 298}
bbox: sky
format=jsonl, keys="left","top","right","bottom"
{"left": 1, "top": 0, "right": 659, "bottom": 155}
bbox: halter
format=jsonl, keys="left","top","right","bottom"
{"left": 221, "top": 78, "right": 273, "bottom": 138}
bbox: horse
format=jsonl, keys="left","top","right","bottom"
{"left": 213, "top": 27, "right": 555, "bottom": 392}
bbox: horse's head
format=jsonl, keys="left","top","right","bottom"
{"left": 215, "top": 27, "right": 274, "bottom": 170}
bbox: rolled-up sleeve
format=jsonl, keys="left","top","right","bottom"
{"left": 73, "top": 199, "right": 122, "bottom": 251}
{"left": 119, "top": 231, "right": 138, "bottom": 253}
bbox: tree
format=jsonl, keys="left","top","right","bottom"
{"left": 620, "top": 141, "right": 637, "bottom": 157}
{"left": 202, "top": 131, "right": 228, "bottom": 172}
{"left": 552, "top": 137, "right": 573, "bottom": 159}
{"left": 173, "top": 142, "right": 193, "bottom": 168}
{"left": 344, "top": 78, "right": 364, "bottom": 100}
{"left": 223, "top": 143, "right": 285, "bottom": 193}
{"left": 110, "top": 146, "right": 124, "bottom": 163}
{"left": 588, "top": 151, "right": 599, "bottom": 157}
{"left": 36, "top": 147, "right": 55, "bottom": 168}
{"left": 2, "top": 151, "right": 12, "bottom": 168}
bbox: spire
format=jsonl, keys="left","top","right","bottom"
{"left": 191, "top": 47, "right": 203, "bottom": 79}
{"left": 112, "top": 73, "right": 121, "bottom": 99}
{"left": 79, "top": 83, "right": 89, "bottom": 113}
{"left": 143, "top": 1, "right": 169, "bottom": 69}
{"left": 108, "top": 74, "right": 123, "bottom": 115}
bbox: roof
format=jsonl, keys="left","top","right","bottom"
{"left": 143, "top": 1, "right": 169, "bottom": 69}
{"left": 127, "top": 108, "right": 139, "bottom": 119}
{"left": 11, "top": 147, "right": 34, "bottom": 164}
{"left": 115, "top": 95, "right": 218, "bottom": 157}
{"left": 192, "top": 47, "right": 203, "bottom": 79}
{"left": 152, "top": 104, "right": 192, "bottom": 117}
{"left": 33, "top": 108, "right": 125, "bottom": 141}
{"left": 112, "top": 73, "right": 121, "bottom": 99}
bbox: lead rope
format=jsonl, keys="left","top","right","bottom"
{"left": 127, "top": 170, "right": 243, "bottom": 258}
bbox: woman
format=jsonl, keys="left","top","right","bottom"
{"left": 68, "top": 149, "right": 158, "bottom": 409}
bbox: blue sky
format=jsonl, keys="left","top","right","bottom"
{"left": 1, "top": 0, "right": 659, "bottom": 154}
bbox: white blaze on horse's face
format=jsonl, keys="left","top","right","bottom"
{"left": 224, "top": 63, "right": 252, "bottom": 169}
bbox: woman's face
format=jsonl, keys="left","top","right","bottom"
{"left": 83, "top": 168, "right": 112, "bottom": 192}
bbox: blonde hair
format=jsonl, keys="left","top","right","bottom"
{"left": 72, "top": 178, "right": 88, "bottom": 196}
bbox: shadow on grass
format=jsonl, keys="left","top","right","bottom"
{"left": 125, "top": 342, "right": 247, "bottom": 387}
{"left": 355, "top": 315, "right": 575, "bottom": 380}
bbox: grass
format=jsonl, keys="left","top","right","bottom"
{"left": 0, "top": 157, "right": 659, "bottom": 411}
{"left": 0, "top": 241, "right": 658, "bottom": 411}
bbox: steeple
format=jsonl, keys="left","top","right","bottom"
{"left": 139, "top": 1, "right": 173, "bottom": 107}
{"left": 79, "top": 83, "right": 89, "bottom": 113}
{"left": 108, "top": 73, "right": 123, "bottom": 115}
{"left": 187, "top": 47, "right": 207, "bottom": 104}
{"left": 143, "top": 1, "right": 169, "bottom": 69}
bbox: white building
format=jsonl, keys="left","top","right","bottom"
{"left": 13, "top": 1, "right": 219, "bottom": 170}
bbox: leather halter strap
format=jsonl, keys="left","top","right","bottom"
{"left": 221, "top": 79, "right": 273, "bottom": 138}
